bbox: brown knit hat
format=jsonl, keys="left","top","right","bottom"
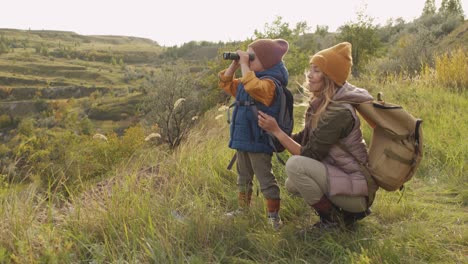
{"left": 248, "top": 39, "right": 289, "bottom": 69}
{"left": 310, "top": 42, "right": 353, "bottom": 86}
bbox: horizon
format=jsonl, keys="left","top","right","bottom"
{"left": 1, "top": 0, "right": 467, "bottom": 46}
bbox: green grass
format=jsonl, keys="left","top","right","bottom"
{"left": 0, "top": 76, "right": 466, "bottom": 263}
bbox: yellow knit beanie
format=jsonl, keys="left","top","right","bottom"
{"left": 249, "top": 39, "right": 289, "bottom": 69}
{"left": 310, "top": 42, "right": 352, "bottom": 86}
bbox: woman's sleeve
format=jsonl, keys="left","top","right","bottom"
{"left": 291, "top": 130, "right": 305, "bottom": 144}
{"left": 300, "top": 105, "right": 355, "bottom": 160}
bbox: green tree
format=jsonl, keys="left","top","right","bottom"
{"left": 315, "top": 25, "right": 329, "bottom": 37}
{"left": 439, "top": 0, "right": 465, "bottom": 19}
{"left": 422, "top": 0, "right": 437, "bottom": 16}
{"left": 378, "top": 18, "right": 406, "bottom": 43}
{"left": 337, "top": 10, "right": 381, "bottom": 76}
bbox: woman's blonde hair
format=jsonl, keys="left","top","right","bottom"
{"left": 303, "top": 70, "right": 338, "bottom": 127}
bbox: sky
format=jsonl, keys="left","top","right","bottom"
{"left": 1, "top": 0, "right": 467, "bottom": 46}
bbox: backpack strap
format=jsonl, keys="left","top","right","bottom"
{"left": 415, "top": 119, "right": 423, "bottom": 155}
{"left": 267, "top": 134, "right": 286, "bottom": 165}
{"left": 227, "top": 152, "right": 237, "bottom": 170}
{"left": 226, "top": 101, "right": 257, "bottom": 124}
{"left": 225, "top": 76, "right": 286, "bottom": 168}
{"left": 259, "top": 76, "right": 287, "bottom": 165}
{"left": 260, "top": 76, "right": 286, "bottom": 125}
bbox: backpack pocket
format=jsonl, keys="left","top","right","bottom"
{"left": 368, "top": 128, "right": 416, "bottom": 191}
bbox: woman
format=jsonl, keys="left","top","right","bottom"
{"left": 258, "top": 42, "right": 378, "bottom": 228}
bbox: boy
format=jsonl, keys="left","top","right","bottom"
{"left": 218, "top": 39, "right": 289, "bottom": 230}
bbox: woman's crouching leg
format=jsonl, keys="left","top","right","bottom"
{"left": 285, "top": 155, "right": 328, "bottom": 205}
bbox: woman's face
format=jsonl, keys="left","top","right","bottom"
{"left": 307, "top": 64, "right": 324, "bottom": 93}
{"left": 247, "top": 47, "right": 265, "bottom": 72}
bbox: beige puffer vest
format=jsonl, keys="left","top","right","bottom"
{"left": 323, "top": 83, "right": 373, "bottom": 197}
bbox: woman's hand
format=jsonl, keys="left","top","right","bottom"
{"left": 258, "top": 111, "right": 280, "bottom": 135}
{"left": 259, "top": 111, "right": 302, "bottom": 155}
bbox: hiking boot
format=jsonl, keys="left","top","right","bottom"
{"left": 225, "top": 191, "right": 252, "bottom": 218}
{"left": 267, "top": 213, "right": 283, "bottom": 230}
{"left": 266, "top": 199, "right": 282, "bottom": 231}
{"left": 311, "top": 219, "right": 340, "bottom": 230}
{"left": 310, "top": 196, "right": 345, "bottom": 229}
{"left": 343, "top": 208, "right": 371, "bottom": 227}
{"left": 295, "top": 217, "right": 339, "bottom": 237}
{"left": 238, "top": 191, "right": 252, "bottom": 208}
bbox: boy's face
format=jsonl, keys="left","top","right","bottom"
{"left": 247, "top": 47, "right": 265, "bottom": 72}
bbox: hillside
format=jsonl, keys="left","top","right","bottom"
{"left": 435, "top": 20, "right": 468, "bottom": 52}
{"left": 0, "top": 14, "right": 466, "bottom": 262}
{"left": 0, "top": 29, "right": 225, "bottom": 134}
{"left": 0, "top": 28, "right": 165, "bottom": 89}
{"left": 0, "top": 29, "right": 224, "bottom": 91}
{"left": 0, "top": 77, "right": 466, "bottom": 262}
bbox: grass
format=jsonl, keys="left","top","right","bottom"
{"left": 0, "top": 74, "right": 466, "bottom": 263}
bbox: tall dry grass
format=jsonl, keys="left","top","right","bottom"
{"left": 0, "top": 66, "right": 466, "bottom": 262}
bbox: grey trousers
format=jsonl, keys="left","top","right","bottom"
{"left": 285, "top": 155, "right": 367, "bottom": 213}
{"left": 236, "top": 151, "right": 280, "bottom": 200}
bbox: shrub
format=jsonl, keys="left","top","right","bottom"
{"left": 434, "top": 47, "right": 467, "bottom": 92}
{"left": 143, "top": 63, "right": 203, "bottom": 149}
{"left": 17, "top": 118, "right": 35, "bottom": 137}
{"left": 0, "top": 87, "right": 13, "bottom": 99}
{"left": 0, "top": 114, "right": 12, "bottom": 129}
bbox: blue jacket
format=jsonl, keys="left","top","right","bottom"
{"left": 229, "top": 62, "right": 289, "bottom": 153}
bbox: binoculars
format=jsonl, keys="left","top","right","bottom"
{"left": 223, "top": 52, "right": 255, "bottom": 61}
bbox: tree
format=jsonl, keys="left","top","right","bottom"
{"left": 439, "top": 0, "right": 465, "bottom": 19}
{"left": 394, "top": 28, "right": 436, "bottom": 74}
{"left": 254, "top": 16, "right": 312, "bottom": 76}
{"left": 337, "top": 10, "right": 381, "bottom": 76}
{"left": 143, "top": 63, "right": 202, "bottom": 149}
{"left": 422, "top": 0, "right": 436, "bottom": 16}
{"left": 315, "top": 25, "right": 329, "bottom": 37}
{"left": 378, "top": 18, "right": 407, "bottom": 43}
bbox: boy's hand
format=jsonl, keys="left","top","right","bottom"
{"left": 227, "top": 59, "right": 240, "bottom": 71}
{"left": 224, "top": 59, "right": 240, "bottom": 77}
{"left": 230, "top": 60, "right": 240, "bottom": 67}
{"left": 236, "top": 50, "right": 251, "bottom": 66}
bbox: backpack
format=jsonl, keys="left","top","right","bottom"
{"left": 226, "top": 76, "right": 294, "bottom": 169}
{"left": 347, "top": 93, "right": 424, "bottom": 192}
{"left": 263, "top": 76, "right": 294, "bottom": 153}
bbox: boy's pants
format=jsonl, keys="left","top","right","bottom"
{"left": 236, "top": 151, "right": 280, "bottom": 200}
{"left": 285, "top": 155, "right": 367, "bottom": 213}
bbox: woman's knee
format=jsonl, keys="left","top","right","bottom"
{"left": 285, "top": 155, "right": 303, "bottom": 178}
{"left": 285, "top": 177, "right": 299, "bottom": 194}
